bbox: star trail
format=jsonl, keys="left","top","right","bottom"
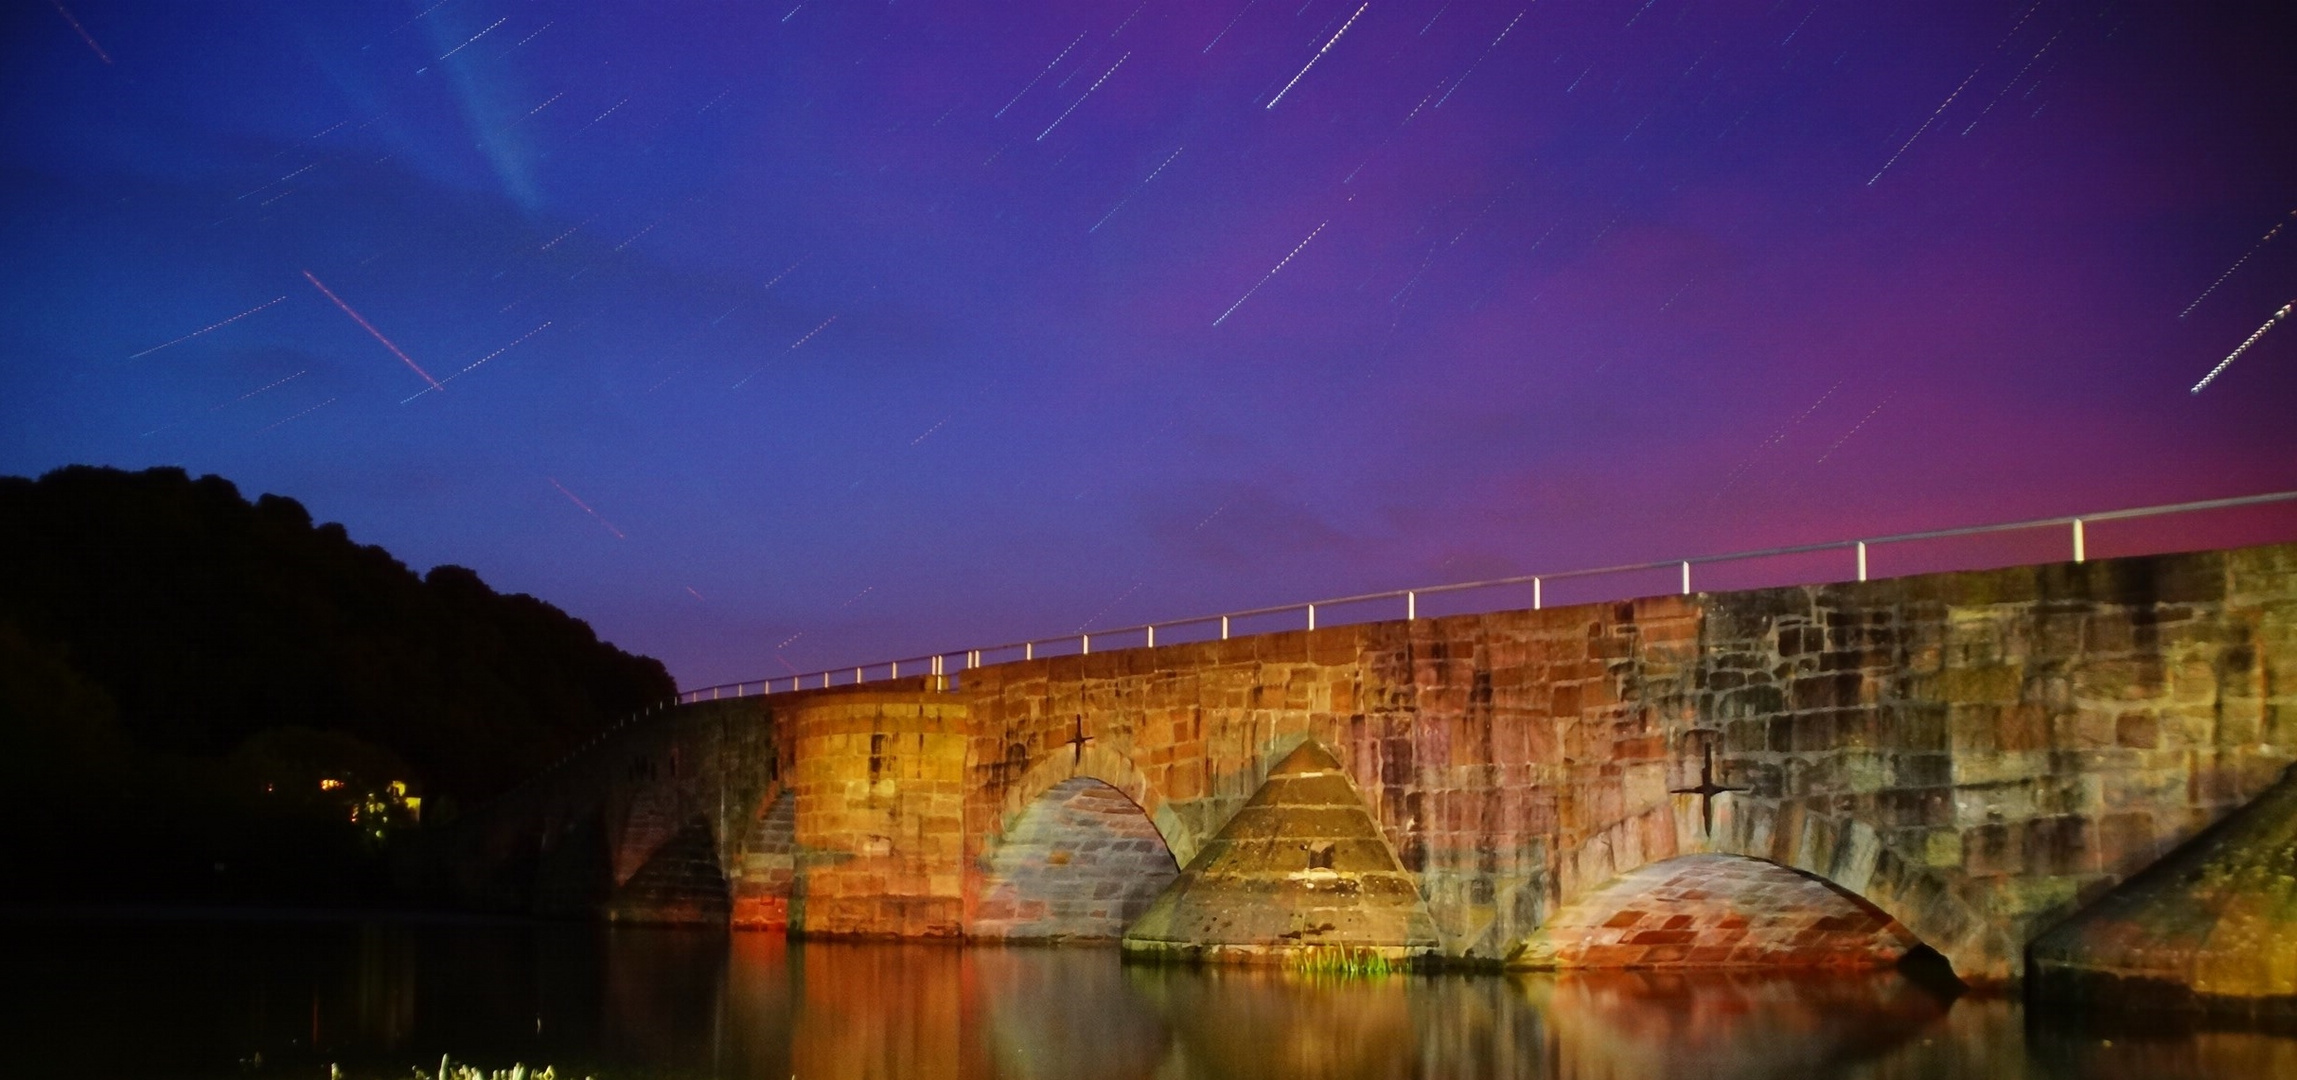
{"left": 2, "top": 1, "right": 2291, "bottom": 690}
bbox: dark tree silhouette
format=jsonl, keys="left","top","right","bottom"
{"left": 0, "top": 465, "right": 675, "bottom": 903}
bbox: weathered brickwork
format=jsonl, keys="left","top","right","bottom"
{"left": 426, "top": 542, "right": 2297, "bottom": 988}
{"left": 730, "top": 791, "right": 794, "bottom": 929}
{"left": 950, "top": 594, "right": 1716, "bottom": 968}
{"left": 2030, "top": 762, "right": 2297, "bottom": 1010}
{"left": 786, "top": 693, "right": 971, "bottom": 937}
{"left": 605, "top": 818, "right": 731, "bottom": 924}
{"left": 420, "top": 694, "right": 782, "bottom": 920}
{"left": 1514, "top": 853, "right": 1917, "bottom": 969}
{"left": 954, "top": 544, "right": 2296, "bottom": 980}
{"left": 971, "top": 777, "right": 1177, "bottom": 941}
{"left": 1122, "top": 741, "right": 1442, "bottom": 961}
{"left": 1682, "top": 544, "right": 2297, "bottom": 980}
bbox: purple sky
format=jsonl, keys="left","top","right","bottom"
{"left": 4, "top": 0, "right": 2293, "bottom": 690}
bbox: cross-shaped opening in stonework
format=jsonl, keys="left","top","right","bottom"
{"left": 1668, "top": 728, "right": 1749, "bottom": 836}
{"left": 1066, "top": 715, "right": 1093, "bottom": 764}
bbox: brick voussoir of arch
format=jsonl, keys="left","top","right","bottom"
{"left": 1702, "top": 796, "right": 1998, "bottom": 980}
{"left": 994, "top": 742, "right": 1190, "bottom": 867}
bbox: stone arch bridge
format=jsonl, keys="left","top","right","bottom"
{"left": 422, "top": 543, "right": 2297, "bottom": 984}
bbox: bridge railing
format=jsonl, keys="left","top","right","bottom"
{"left": 670, "top": 489, "right": 2297, "bottom": 706}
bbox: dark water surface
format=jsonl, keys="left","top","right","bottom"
{"left": 1, "top": 914, "right": 2290, "bottom": 1079}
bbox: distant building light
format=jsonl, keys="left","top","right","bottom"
{"left": 319, "top": 778, "right": 344, "bottom": 791}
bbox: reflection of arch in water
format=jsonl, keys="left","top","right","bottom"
{"left": 972, "top": 775, "right": 1180, "bottom": 942}
{"left": 974, "top": 949, "right": 1173, "bottom": 1078}
{"left": 1124, "top": 964, "right": 1424, "bottom": 1080}
{"left": 1526, "top": 968, "right": 1953, "bottom": 1080}
{"left": 1516, "top": 854, "right": 1919, "bottom": 970}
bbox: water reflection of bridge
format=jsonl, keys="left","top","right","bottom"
{"left": 19, "top": 918, "right": 2296, "bottom": 1078}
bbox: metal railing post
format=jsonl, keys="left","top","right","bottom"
{"left": 1407, "top": 590, "right": 1416, "bottom": 620}
{"left": 2072, "top": 518, "right": 2086, "bottom": 563}
{"left": 1306, "top": 603, "right": 1316, "bottom": 631}
{"left": 1221, "top": 615, "right": 1230, "bottom": 640}
{"left": 1856, "top": 541, "right": 1869, "bottom": 582}
{"left": 1681, "top": 560, "right": 1692, "bottom": 596}
{"left": 890, "top": 660, "right": 899, "bottom": 679}
{"left": 1533, "top": 576, "right": 1542, "bottom": 610}
{"left": 1025, "top": 642, "right": 1034, "bottom": 661}
{"left": 1081, "top": 633, "right": 1091, "bottom": 655}
{"left": 853, "top": 666, "right": 863, "bottom": 685}
{"left": 1146, "top": 625, "right": 1156, "bottom": 647}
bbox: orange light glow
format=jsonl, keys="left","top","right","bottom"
{"left": 319, "top": 778, "right": 344, "bottom": 791}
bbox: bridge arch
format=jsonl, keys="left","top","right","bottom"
{"left": 972, "top": 775, "right": 1181, "bottom": 941}
{"left": 995, "top": 742, "right": 1195, "bottom": 865}
{"left": 1517, "top": 853, "right": 1919, "bottom": 968}
{"left": 1532, "top": 794, "right": 1993, "bottom": 979}
{"left": 602, "top": 812, "right": 732, "bottom": 925}
{"left": 1701, "top": 797, "right": 1991, "bottom": 980}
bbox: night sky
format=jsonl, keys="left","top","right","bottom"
{"left": 4, "top": 1, "right": 2293, "bottom": 691}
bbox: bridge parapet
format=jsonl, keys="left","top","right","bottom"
{"left": 678, "top": 490, "right": 2297, "bottom": 706}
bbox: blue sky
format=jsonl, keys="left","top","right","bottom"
{"left": 5, "top": 0, "right": 2293, "bottom": 687}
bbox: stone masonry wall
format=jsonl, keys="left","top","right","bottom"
{"left": 955, "top": 543, "right": 2297, "bottom": 981}
{"left": 1683, "top": 544, "right": 2297, "bottom": 978}
{"left": 786, "top": 691, "right": 971, "bottom": 937}
{"left": 431, "top": 543, "right": 2296, "bottom": 984}
{"left": 730, "top": 791, "right": 795, "bottom": 930}
{"left": 605, "top": 818, "right": 732, "bottom": 924}
{"left": 414, "top": 694, "right": 784, "bottom": 919}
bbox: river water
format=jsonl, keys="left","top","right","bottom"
{"left": 1, "top": 915, "right": 2288, "bottom": 1079}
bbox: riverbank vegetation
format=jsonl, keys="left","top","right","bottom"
{"left": 0, "top": 465, "right": 673, "bottom": 905}
{"left": 1283, "top": 945, "right": 1398, "bottom": 979}
{"left": 402, "top": 1057, "right": 587, "bottom": 1080}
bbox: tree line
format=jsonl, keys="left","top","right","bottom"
{"left": 0, "top": 465, "right": 674, "bottom": 904}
